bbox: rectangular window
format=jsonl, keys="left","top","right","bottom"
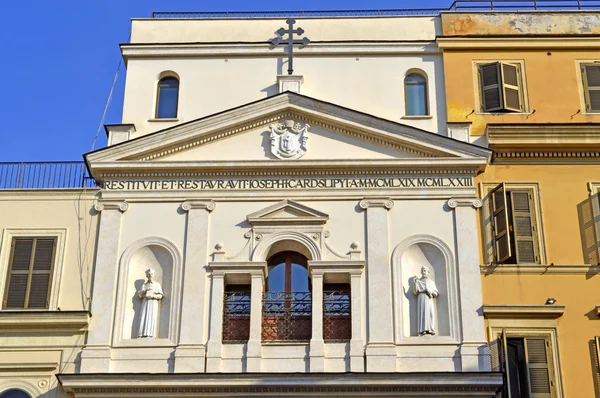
{"left": 222, "top": 284, "right": 251, "bottom": 343}
{"left": 323, "top": 283, "right": 351, "bottom": 342}
{"left": 582, "top": 63, "right": 600, "bottom": 113}
{"left": 479, "top": 62, "right": 525, "bottom": 113}
{"left": 483, "top": 183, "right": 544, "bottom": 265}
{"left": 493, "top": 334, "right": 556, "bottom": 398}
{"left": 3, "top": 237, "right": 56, "bottom": 309}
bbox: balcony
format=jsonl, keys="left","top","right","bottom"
{"left": 223, "top": 290, "right": 251, "bottom": 343}
{"left": 323, "top": 289, "right": 351, "bottom": 342}
{"left": 0, "top": 162, "right": 98, "bottom": 189}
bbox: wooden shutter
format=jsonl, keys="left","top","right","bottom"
{"left": 480, "top": 63, "right": 503, "bottom": 112}
{"left": 510, "top": 190, "right": 539, "bottom": 264}
{"left": 490, "top": 183, "right": 512, "bottom": 263}
{"left": 593, "top": 188, "right": 600, "bottom": 264}
{"left": 3, "top": 237, "right": 55, "bottom": 309}
{"left": 525, "top": 337, "right": 553, "bottom": 398}
{"left": 582, "top": 64, "right": 600, "bottom": 112}
{"left": 501, "top": 62, "right": 523, "bottom": 112}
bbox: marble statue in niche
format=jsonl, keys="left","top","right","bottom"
{"left": 137, "top": 269, "right": 164, "bottom": 338}
{"left": 412, "top": 265, "right": 439, "bottom": 336}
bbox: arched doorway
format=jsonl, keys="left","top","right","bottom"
{"left": 262, "top": 251, "right": 312, "bottom": 341}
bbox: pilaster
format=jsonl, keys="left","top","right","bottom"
{"left": 80, "top": 201, "right": 128, "bottom": 373}
{"left": 447, "top": 198, "right": 490, "bottom": 371}
{"left": 349, "top": 270, "right": 365, "bottom": 372}
{"left": 310, "top": 272, "right": 325, "bottom": 372}
{"left": 359, "top": 197, "right": 396, "bottom": 372}
{"left": 206, "top": 273, "right": 225, "bottom": 372}
{"left": 247, "top": 273, "right": 264, "bottom": 372}
{"left": 174, "top": 200, "right": 215, "bottom": 372}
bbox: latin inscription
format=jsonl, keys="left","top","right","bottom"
{"left": 103, "top": 177, "right": 473, "bottom": 191}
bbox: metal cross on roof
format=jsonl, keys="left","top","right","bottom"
{"left": 270, "top": 18, "right": 310, "bottom": 75}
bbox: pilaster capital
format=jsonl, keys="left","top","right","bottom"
{"left": 359, "top": 197, "right": 394, "bottom": 211}
{"left": 94, "top": 201, "right": 129, "bottom": 213}
{"left": 181, "top": 200, "right": 216, "bottom": 212}
{"left": 447, "top": 198, "right": 482, "bottom": 209}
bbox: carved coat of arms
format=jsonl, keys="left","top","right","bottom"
{"left": 269, "top": 120, "right": 309, "bottom": 160}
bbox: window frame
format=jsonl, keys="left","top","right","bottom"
{"left": 154, "top": 74, "right": 180, "bottom": 120}
{"left": 577, "top": 61, "right": 600, "bottom": 114}
{"left": 0, "top": 229, "right": 66, "bottom": 311}
{"left": 488, "top": 322, "right": 564, "bottom": 398}
{"left": 473, "top": 60, "right": 529, "bottom": 114}
{"left": 480, "top": 183, "right": 547, "bottom": 265}
{"left": 403, "top": 71, "right": 430, "bottom": 117}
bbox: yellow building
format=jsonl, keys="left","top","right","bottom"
{"left": 439, "top": 10, "right": 600, "bottom": 398}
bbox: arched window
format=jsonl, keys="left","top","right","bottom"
{"left": 404, "top": 73, "right": 428, "bottom": 116}
{"left": 263, "top": 251, "right": 311, "bottom": 341}
{"left": 0, "top": 390, "right": 31, "bottom": 398}
{"left": 155, "top": 76, "right": 179, "bottom": 119}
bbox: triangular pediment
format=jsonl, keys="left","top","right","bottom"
{"left": 247, "top": 200, "right": 328, "bottom": 226}
{"left": 85, "top": 92, "right": 491, "bottom": 180}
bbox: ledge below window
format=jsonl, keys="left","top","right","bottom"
{"left": 0, "top": 310, "right": 91, "bottom": 331}
{"left": 148, "top": 118, "right": 179, "bottom": 122}
{"left": 482, "top": 304, "right": 565, "bottom": 319}
{"left": 401, "top": 115, "right": 432, "bottom": 120}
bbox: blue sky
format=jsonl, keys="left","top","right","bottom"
{"left": 0, "top": 0, "right": 450, "bottom": 162}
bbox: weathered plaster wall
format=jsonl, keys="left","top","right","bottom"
{"left": 443, "top": 49, "right": 600, "bottom": 136}
{"left": 441, "top": 12, "right": 600, "bottom": 36}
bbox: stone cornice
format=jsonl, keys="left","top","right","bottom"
{"left": 359, "top": 197, "right": 394, "bottom": 210}
{"left": 57, "top": 372, "right": 503, "bottom": 396}
{"left": 486, "top": 124, "right": 600, "bottom": 149}
{"left": 120, "top": 41, "right": 440, "bottom": 59}
{"left": 483, "top": 304, "right": 565, "bottom": 319}
{"left": 0, "top": 310, "right": 90, "bottom": 332}
{"left": 480, "top": 264, "right": 600, "bottom": 275}
{"left": 437, "top": 36, "right": 600, "bottom": 50}
{"left": 208, "top": 261, "right": 268, "bottom": 277}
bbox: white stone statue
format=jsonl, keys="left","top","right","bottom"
{"left": 137, "top": 269, "right": 164, "bottom": 338}
{"left": 412, "top": 265, "right": 439, "bottom": 336}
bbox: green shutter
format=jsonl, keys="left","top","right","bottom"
{"left": 501, "top": 62, "right": 523, "bottom": 112}
{"left": 480, "top": 63, "right": 503, "bottom": 112}
{"left": 490, "top": 183, "right": 512, "bottom": 263}
{"left": 582, "top": 64, "right": 600, "bottom": 112}
{"left": 526, "top": 338, "right": 552, "bottom": 398}
{"left": 510, "top": 190, "right": 539, "bottom": 264}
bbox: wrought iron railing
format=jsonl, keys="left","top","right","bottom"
{"left": 323, "top": 290, "right": 351, "bottom": 342}
{"left": 152, "top": 0, "right": 600, "bottom": 19}
{"left": 223, "top": 290, "right": 251, "bottom": 343}
{"left": 0, "top": 162, "right": 98, "bottom": 189}
{"left": 262, "top": 291, "right": 312, "bottom": 342}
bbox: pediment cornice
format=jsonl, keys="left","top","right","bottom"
{"left": 86, "top": 93, "right": 491, "bottom": 181}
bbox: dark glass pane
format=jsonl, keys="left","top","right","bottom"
{"left": 406, "top": 83, "right": 427, "bottom": 116}
{"left": 291, "top": 263, "right": 309, "bottom": 292}
{"left": 0, "top": 390, "right": 31, "bottom": 398}
{"left": 267, "top": 263, "right": 285, "bottom": 291}
{"left": 157, "top": 87, "right": 178, "bottom": 118}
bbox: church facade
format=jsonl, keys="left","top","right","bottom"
{"left": 1, "top": 4, "right": 598, "bottom": 398}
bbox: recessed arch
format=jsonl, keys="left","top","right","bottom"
{"left": 251, "top": 231, "right": 321, "bottom": 262}
{"left": 155, "top": 71, "right": 180, "bottom": 119}
{"left": 114, "top": 236, "right": 182, "bottom": 345}
{"left": 391, "top": 234, "right": 459, "bottom": 342}
{"left": 0, "top": 382, "right": 39, "bottom": 398}
{"left": 404, "top": 69, "right": 429, "bottom": 116}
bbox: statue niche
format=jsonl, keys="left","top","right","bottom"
{"left": 122, "top": 244, "right": 173, "bottom": 340}
{"left": 400, "top": 241, "right": 450, "bottom": 337}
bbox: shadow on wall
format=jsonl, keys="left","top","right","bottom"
{"left": 130, "top": 278, "right": 145, "bottom": 338}
{"left": 577, "top": 194, "right": 600, "bottom": 280}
